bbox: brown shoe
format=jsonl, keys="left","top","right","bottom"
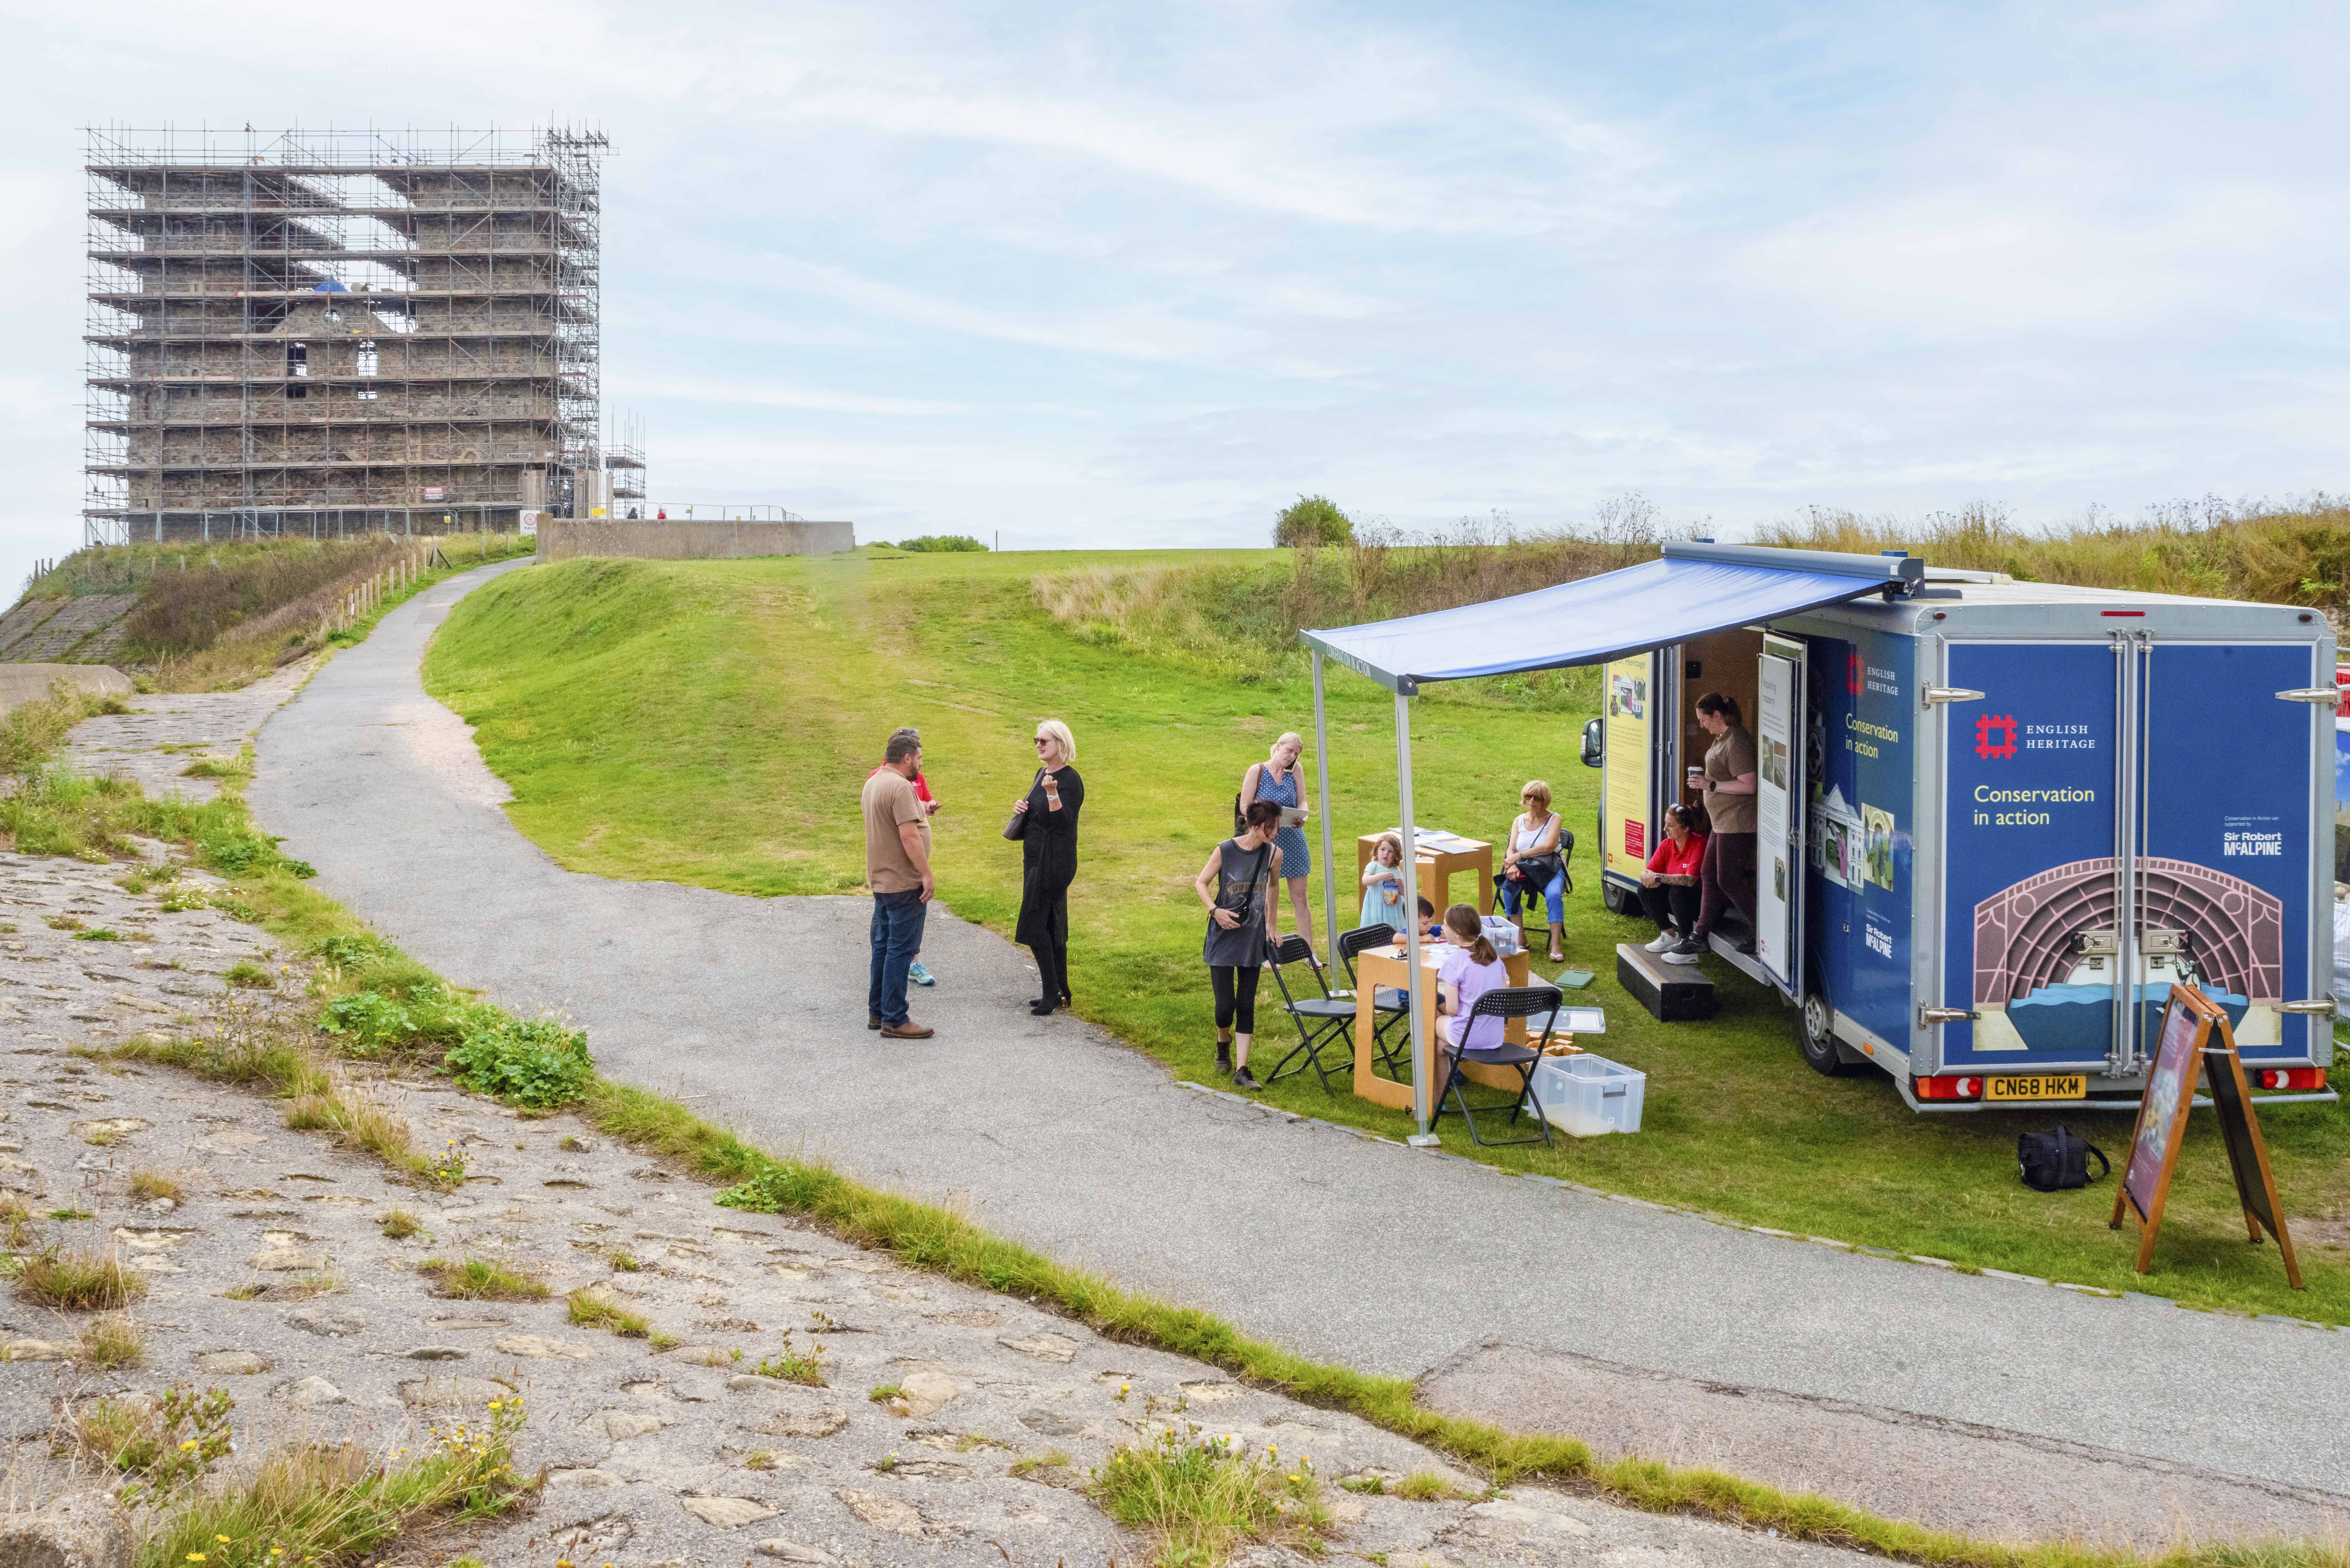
{"left": 878, "top": 1021, "right": 934, "bottom": 1040}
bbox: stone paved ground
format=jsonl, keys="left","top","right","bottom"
{"left": 63, "top": 658, "right": 317, "bottom": 803}
{"left": 0, "top": 841, "right": 1868, "bottom": 1568}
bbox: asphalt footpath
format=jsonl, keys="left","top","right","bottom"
{"left": 246, "top": 562, "right": 2350, "bottom": 1547}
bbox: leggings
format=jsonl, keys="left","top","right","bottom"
{"left": 1639, "top": 880, "right": 1700, "bottom": 937}
{"left": 1210, "top": 964, "right": 1262, "bottom": 1033}
{"left": 1696, "top": 831, "right": 1757, "bottom": 938}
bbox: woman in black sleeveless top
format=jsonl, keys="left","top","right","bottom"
{"left": 1192, "top": 798, "right": 1284, "bottom": 1090}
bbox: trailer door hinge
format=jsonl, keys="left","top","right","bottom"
{"left": 1919, "top": 1006, "right": 1978, "bottom": 1026}
{"left": 2275, "top": 687, "right": 2342, "bottom": 703}
{"left": 2276, "top": 998, "right": 2337, "bottom": 1015}
{"left": 1922, "top": 687, "right": 1985, "bottom": 707}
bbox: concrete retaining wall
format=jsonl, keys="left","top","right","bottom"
{"left": 0, "top": 663, "right": 133, "bottom": 716}
{"left": 534, "top": 519, "right": 856, "bottom": 562}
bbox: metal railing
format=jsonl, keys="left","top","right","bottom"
{"left": 635, "top": 503, "right": 808, "bottom": 522}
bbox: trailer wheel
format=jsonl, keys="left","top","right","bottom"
{"left": 1603, "top": 883, "right": 1640, "bottom": 916}
{"left": 1799, "top": 992, "right": 1856, "bottom": 1076}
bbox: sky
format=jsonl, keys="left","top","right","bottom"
{"left": 2, "top": 0, "right": 2345, "bottom": 596}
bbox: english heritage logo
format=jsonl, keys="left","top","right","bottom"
{"left": 1974, "top": 713, "right": 2018, "bottom": 760}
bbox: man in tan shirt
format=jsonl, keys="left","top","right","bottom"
{"left": 862, "top": 730, "right": 935, "bottom": 1038}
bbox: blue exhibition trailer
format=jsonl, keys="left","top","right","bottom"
{"left": 1302, "top": 541, "right": 2338, "bottom": 1128}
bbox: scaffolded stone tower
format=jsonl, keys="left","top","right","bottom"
{"left": 84, "top": 125, "right": 637, "bottom": 544}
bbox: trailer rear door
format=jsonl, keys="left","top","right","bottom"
{"left": 1937, "top": 639, "right": 2126, "bottom": 1075}
{"left": 2140, "top": 641, "right": 2326, "bottom": 1063}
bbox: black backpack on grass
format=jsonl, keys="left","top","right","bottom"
{"left": 2018, "top": 1124, "right": 2109, "bottom": 1192}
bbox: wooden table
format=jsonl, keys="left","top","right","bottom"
{"left": 1351, "top": 943, "right": 1535, "bottom": 1112}
{"left": 1355, "top": 832, "right": 1495, "bottom": 922}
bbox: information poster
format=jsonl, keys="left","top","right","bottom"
{"left": 1602, "top": 653, "right": 1652, "bottom": 879}
{"left": 1755, "top": 652, "right": 1796, "bottom": 984}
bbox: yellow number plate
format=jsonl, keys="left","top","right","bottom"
{"left": 1985, "top": 1074, "right": 2087, "bottom": 1102}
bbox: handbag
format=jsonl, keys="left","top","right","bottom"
{"left": 1205, "top": 842, "right": 1272, "bottom": 943}
{"left": 1003, "top": 768, "right": 1046, "bottom": 841}
{"left": 2017, "top": 1124, "right": 2109, "bottom": 1191}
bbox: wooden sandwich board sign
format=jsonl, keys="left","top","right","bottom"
{"left": 2109, "top": 981, "right": 2303, "bottom": 1288}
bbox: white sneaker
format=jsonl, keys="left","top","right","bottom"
{"left": 1660, "top": 939, "right": 1704, "bottom": 966}
{"left": 1644, "top": 931, "right": 1678, "bottom": 954}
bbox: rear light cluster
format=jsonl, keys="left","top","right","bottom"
{"left": 2255, "top": 1067, "right": 2329, "bottom": 1091}
{"left": 1914, "top": 1074, "right": 1982, "bottom": 1101}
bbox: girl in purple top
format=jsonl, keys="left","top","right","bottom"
{"left": 1434, "top": 903, "right": 1509, "bottom": 1053}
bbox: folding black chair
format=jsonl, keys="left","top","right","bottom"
{"left": 1430, "top": 985, "right": 1564, "bottom": 1147}
{"left": 1335, "top": 924, "right": 1413, "bottom": 1077}
{"left": 1262, "top": 934, "right": 1358, "bottom": 1094}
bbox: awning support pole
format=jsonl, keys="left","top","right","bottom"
{"left": 1312, "top": 651, "right": 1336, "bottom": 958}
{"left": 1396, "top": 690, "right": 1435, "bottom": 1144}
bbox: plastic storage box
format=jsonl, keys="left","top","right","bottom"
{"left": 1530, "top": 1052, "right": 1646, "bottom": 1136}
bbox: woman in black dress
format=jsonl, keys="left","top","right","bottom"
{"left": 1012, "top": 718, "right": 1083, "bottom": 1015}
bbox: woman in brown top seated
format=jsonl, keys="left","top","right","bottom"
{"left": 1674, "top": 691, "right": 1758, "bottom": 961}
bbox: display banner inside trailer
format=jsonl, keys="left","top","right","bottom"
{"left": 1755, "top": 650, "right": 1798, "bottom": 986}
{"left": 1942, "top": 642, "right": 2120, "bottom": 1067}
{"left": 1602, "top": 653, "right": 1654, "bottom": 879}
{"left": 2141, "top": 643, "right": 2316, "bottom": 1057}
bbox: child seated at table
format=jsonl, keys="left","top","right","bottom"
{"left": 1390, "top": 896, "right": 1441, "bottom": 948}
{"left": 1360, "top": 833, "right": 1409, "bottom": 934}
{"left": 1434, "top": 903, "right": 1509, "bottom": 1052}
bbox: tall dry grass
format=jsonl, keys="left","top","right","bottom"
{"left": 1035, "top": 502, "right": 1668, "bottom": 703}
{"left": 1756, "top": 495, "right": 2350, "bottom": 606}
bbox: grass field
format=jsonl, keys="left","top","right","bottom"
{"left": 422, "top": 547, "right": 2350, "bottom": 1323}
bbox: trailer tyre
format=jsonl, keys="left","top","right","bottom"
{"left": 1799, "top": 992, "right": 1856, "bottom": 1076}
{"left": 1603, "top": 883, "right": 1640, "bottom": 916}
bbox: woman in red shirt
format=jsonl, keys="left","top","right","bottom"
{"left": 1640, "top": 803, "right": 1708, "bottom": 959}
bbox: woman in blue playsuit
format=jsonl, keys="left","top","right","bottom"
{"left": 1239, "top": 732, "right": 1317, "bottom": 959}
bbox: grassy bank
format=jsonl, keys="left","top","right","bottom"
{"left": 422, "top": 548, "right": 2350, "bottom": 1323}
{"left": 11, "top": 533, "right": 534, "bottom": 691}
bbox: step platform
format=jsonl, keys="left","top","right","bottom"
{"left": 1616, "top": 942, "right": 1717, "bottom": 1022}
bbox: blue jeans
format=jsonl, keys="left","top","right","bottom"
{"left": 868, "top": 889, "right": 929, "bottom": 1027}
{"left": 1503, "top": 867, "right": 1566, "bottom": 925}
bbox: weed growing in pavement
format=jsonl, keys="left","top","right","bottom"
{"left": 320, "top": 989, "right": 417, "bottom": 1054}
{"left": 78, "top": 1312, "right": 145, "bottom": 1368}
{"left": 47, "top": 1208, "right": 94, "bottom": 1221}
{"left": 752, "top": 1331, "right": 827, "bottom": 1386}
{"left": 45, "top": 914, "right": 81, "bottom": 931}
{"left": 557, "top": 1133, "right": 587, "bottom": 1151}
{"left": 14, "top": 1247, "right": 148, "bottom": 1312}
{"left": 608, "top": 1247, "right": 642, "bottom": 1272}
{"left": 1093, "top": 1424, "right": 1330, "bottom": 1567}
{"left": 221, "top": 1283, "right": 266, "bottom": 1301}
{"left": 1010, "top": 1449, "right": 1074, "bottom": 1479}
{"left": 144, "top": 1389, "right": 529, "bottom": 1562}
{"left": 566, "top": 1286, "right": 650, "bottom": 1338}
{"left": 223, "top": 960, "right": 275, "bottom": 989}
{"left": 179, "top": 750, "right": 252, "bottom": 780}
{"left": 72, "top": 927, "right": 121, "bottom": 941}
{"left": 0, "top": 1195, "right": 34, "bottom": 1249}
{"left": 745, "top": 1450, "right": 782, "bottom": 1471}
{"left": 380, "top": 1208, "right": 423, "bottom": 1240}
{"left": 127, "top": 1169, "right": 183, "bottom": 1202}
{"left": 419, "top": 1256, "right": 549, "bottom": 1301}
{"left": 80, "top": 1127, "right": 118, "bottom": 1147}
{"left": 443, "top": 1014, "right": 593, "bottom": 1108}
{"left": 56, "top": 1384, "right": 234, "bottom": 1498}
{"left": 428, "top": 1139, "right": 470, "bottom": 1186}
{"left": 868, "top": 1384, "right": 902, "bottom": 1404}
{"left": 1391, "top": 1470, "right": 1466, "bottom": 1501}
